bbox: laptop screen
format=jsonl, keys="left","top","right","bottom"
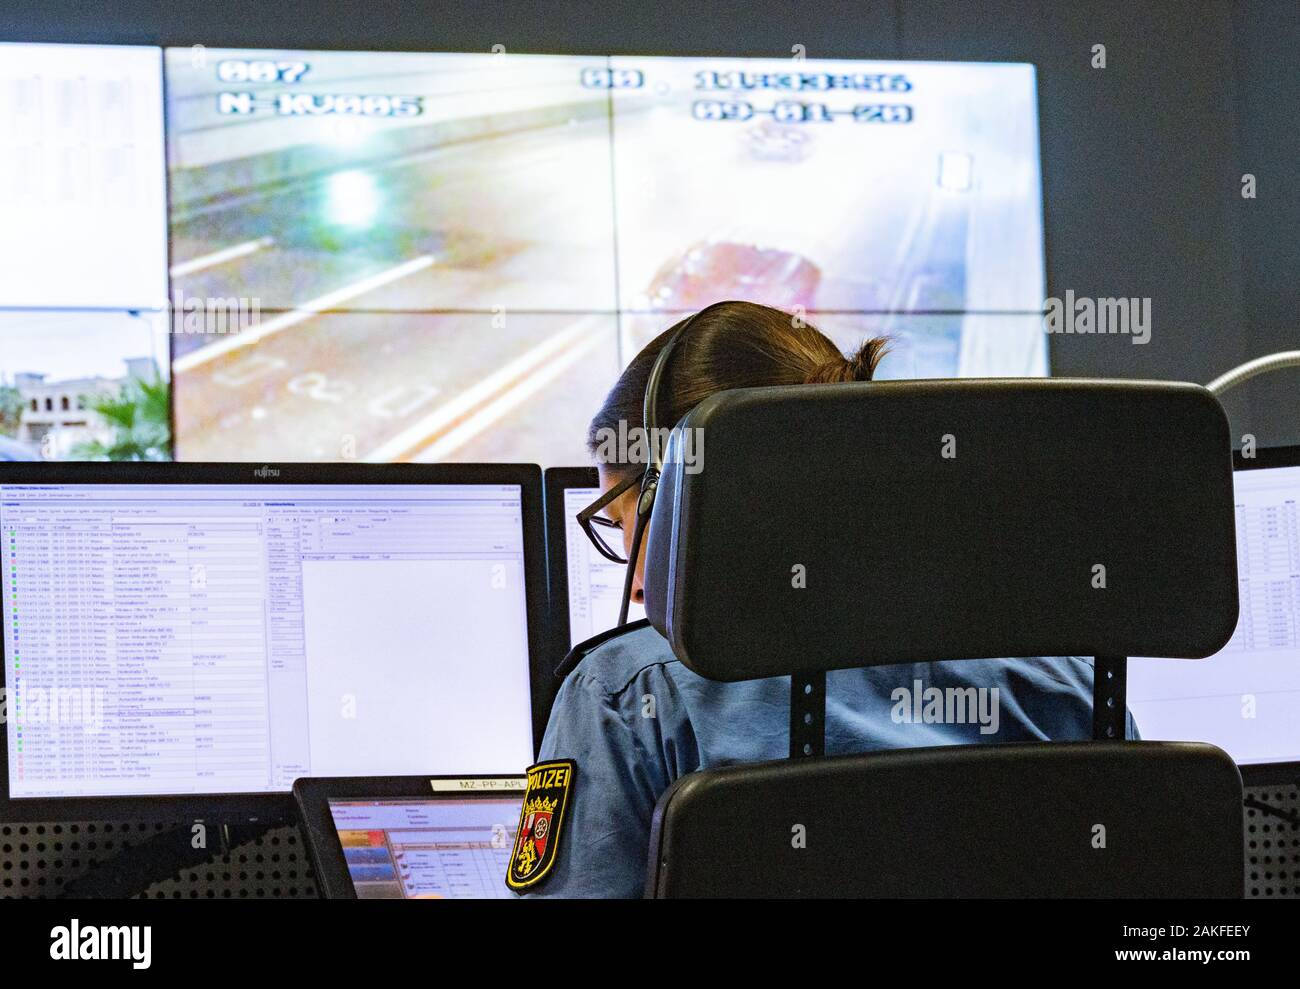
{"left": 327, "top": 794, "right": 523, "bottom": 898}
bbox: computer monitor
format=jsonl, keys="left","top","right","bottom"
{"left": 0, "top": 463, "right": 547, "bottom": 822}
{"left": 1129, "top": 445, "right": 1300, "bottom": 783}
{"left": 294, "top": 775, "right": 525, "bottom": 899}
{"left": 543, "top": 468, "right": 644, "bottom": 666}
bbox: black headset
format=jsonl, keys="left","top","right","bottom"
{"left": 617, "top": 303, "right": 725, "bottom": 625}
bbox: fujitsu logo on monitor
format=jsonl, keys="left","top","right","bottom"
{"left": 253, "top": 465, "right": 280, "bottom": 479}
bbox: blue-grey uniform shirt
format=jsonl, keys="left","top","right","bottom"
{"left": 531, "top": 622, "right": 1138, "bottom": 898}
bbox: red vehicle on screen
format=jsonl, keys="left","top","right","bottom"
{"left": 744, "top": 119, "right": 815, "bottom": 162}
{"left": 642, "top": 240, "right": 822, "bottom": 313}
{"left": 624, "top": 240, "right": 822, "bottom": 357}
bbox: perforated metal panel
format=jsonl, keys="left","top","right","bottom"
{"left": 0, "top": 820, "right": 317, "bottom": 899}
{"left": 3, "top": 786, "right": 1295, "bottom": 898}
{"left": 1, "top": 821, "right": 163, "bottom": 898}
{"left": 141, "top": 825, "right": 317, "bottom": 900}
{"left": 1244, "top": 783, "right": 1300, "bottom": 899}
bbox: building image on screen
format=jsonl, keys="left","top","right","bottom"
{"left": 0, "top": 483, "right": 535, "bottom": 798}
{"left": 161, "top": 51, "right": 1047, "bottom": 466}
{"left": 329, "top": 795, "right": 522, "bottom": 899}
{"left": 1129, "top": 463, "right": 1300, "bottom": 767}
{"left": 564, "top": 486, "right": 644, "bottom": 644}
{"left": 0, "top": 311, "right": 171, "bottom": 462}
{"left": 0, "top": 43, "right": 172, "bottom": 462}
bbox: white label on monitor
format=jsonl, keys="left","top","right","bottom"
{"left": 429, "top": 777, "right": 525, "bottom": 792}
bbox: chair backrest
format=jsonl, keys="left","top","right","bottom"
{"left": 641, "top": 379, "right": 1243, "bottom": 897}
{"left": 646, "top": 741, "right": 1244, "bottom": 898}
{"left": 645, "top": 378, "right": 1238, "bottom": 678}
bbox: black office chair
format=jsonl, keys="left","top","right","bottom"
{"left": 642, "top": 379, "right": 1243, "bottom": 897}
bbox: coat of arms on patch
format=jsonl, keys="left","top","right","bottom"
{"left": 505, "top": 759, "right": 575, "bottom": 892}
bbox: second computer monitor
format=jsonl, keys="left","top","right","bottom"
{"left": 544, "top": 468, "right": 644, "bottom": 662}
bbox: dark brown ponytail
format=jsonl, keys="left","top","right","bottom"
{"left": 802, "top": 338, "right": 891, "bottom": 385}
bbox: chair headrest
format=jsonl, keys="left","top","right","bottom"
{"left": 644, "top": 378, "right": 1238, "bottom": 682}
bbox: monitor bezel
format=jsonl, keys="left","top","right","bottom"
{"left": 293, "top": 773, "right": 526, "bottom": 900}
{"left": 0, "top": 461, "right": 548, "bottom": 824}
{"left": 1230, "top": 444, "right": 1300, "bottom": 786}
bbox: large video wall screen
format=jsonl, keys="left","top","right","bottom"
{"left": 0, "top": 44, "right": 1046, "bottom": 465}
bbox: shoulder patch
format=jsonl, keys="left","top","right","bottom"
{"left": 554, "top": 618, "right": 652, "bottom": 679}
{"left": 505, "top": 759, "right": 576, "bottom": 892}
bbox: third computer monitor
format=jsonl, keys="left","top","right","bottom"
{"left": 1129, "top": 446, "right": 1300, "bottom": 780}
{"left": 545, "top": 468, "right": 644, "bottom": 665}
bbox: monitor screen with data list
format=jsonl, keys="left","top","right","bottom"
{"left": 564, "top": 483, "right": 646, "bottom": 645}
{"left": 544, "top": 469, "right": 644, "bottom": 663}
{"left": 1129, "top": 447, "right": 1300, "bottom": 780}
{"left": 0, "top": 463, "right": 545, "bottom": 819}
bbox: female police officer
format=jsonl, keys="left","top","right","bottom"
{"left": 510, "top": 300, "right": 1136, "bottom": 898}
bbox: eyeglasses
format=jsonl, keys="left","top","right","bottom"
{"left": 576, "top": 472, "right": 641, "bottom": 565}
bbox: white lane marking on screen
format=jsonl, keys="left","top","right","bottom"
{"left": 169, "top": 237, "right": 274, "bottom": 277}
{"left": 172, "top": 255, "right": 436, "bottom": 373}
{"left": 365, "top": 315, "right": 606, "bottom": 462}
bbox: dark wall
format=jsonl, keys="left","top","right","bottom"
{"left": 1230, "top": 0, "right": 1300, "bottom": 448}
{"left": 1, "top": 0, "right": 1293, "bottom": 444}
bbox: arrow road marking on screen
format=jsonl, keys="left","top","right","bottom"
{"left": 172, "top": 255, "right": 436, "bottom": 373}
{"left": 169, "top": 237, "right": 275, "bottom": 277}
{"left": 364, "top": 315, "right": 607, "bottom": 463}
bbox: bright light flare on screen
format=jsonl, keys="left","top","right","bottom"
{"left": 938, "top": 151, "right": 974, "bottom": 191}
{"left": 325, "top": 169, "right": 380, "bottom": 227}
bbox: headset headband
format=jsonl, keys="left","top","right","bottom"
{"left": 618, "top": 303, "right": 718, "bottom": 624}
